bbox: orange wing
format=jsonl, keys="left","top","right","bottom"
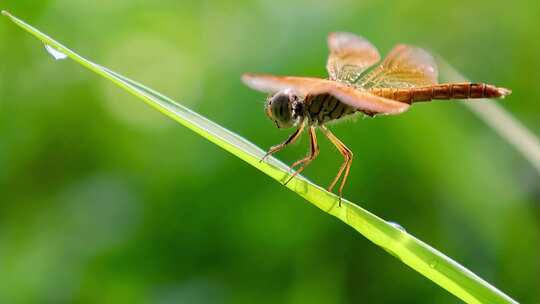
{"left": 358, "top": 44, "right": 438, "bottom": 88}
{"left": 242, "top": 73, "right": 409, "bottom": 115}
{"left": 326, "top": 32, "right": 381, "bottom": 83}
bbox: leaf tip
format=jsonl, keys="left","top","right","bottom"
{"left": 1, "top": 10, "right": 10, "bottom": 17}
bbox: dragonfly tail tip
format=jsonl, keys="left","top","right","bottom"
{"left": 498, "top": 87, "right": 512, "bottom": 98}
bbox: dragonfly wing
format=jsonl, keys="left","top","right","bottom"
{"left": 326, "top": 32, "right": 381, "bottom": 83}
{"left": 326, "top": 85, "right": 410, "bottom": 115}
{"left": 358, "top": 44, "right": 438, "bottom": 88}
{"left": 242, "top": 73, "right": 332, "bottom": 96}
{"left": 242, "top": 73, "right": 409, "bottom": 115}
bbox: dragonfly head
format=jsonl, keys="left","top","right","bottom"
{"left": 265, "top": 90, "right": 304, "bottom": 129}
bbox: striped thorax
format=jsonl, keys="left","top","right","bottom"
{"left": 304, "top": 94, "right": 357, "bottom": 124}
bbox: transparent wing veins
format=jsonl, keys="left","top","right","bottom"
{"left": 357, "top": 44, "right": 439, "bottom": 89}
{"left": 326, "top": 32, "right": 381, "bottom": 84}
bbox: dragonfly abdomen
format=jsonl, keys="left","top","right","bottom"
{"left": 305, "top": 94, "right": 356, "bottom": 124}
{"left": 370, "top": 83, "right": 511, "bottom": 104}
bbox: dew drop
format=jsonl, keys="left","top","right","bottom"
{"left": 44, "top": 44, "right": 68, "bottom": 60}
{"left": 429, "top": 260, "right": 439, "bottom": 269}
{"left": 387, "top": 221, "right": 406, "bottom": 232}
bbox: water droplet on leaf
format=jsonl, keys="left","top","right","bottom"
{"left": 44, "top": 44, "right": 68, "bottom": 60}
{"left": 429, "top": 260, "right": 438, "bottom": 268}
{"left": 387, "top": 221, "right": 406, "bottom": 232}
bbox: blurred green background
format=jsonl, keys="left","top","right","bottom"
{"left": 1, "top": 0, "right": 539, "bottom": 303}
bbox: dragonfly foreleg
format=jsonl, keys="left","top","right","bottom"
{"left": 260, "top": 121, "right": 305, "bottom": 163}
{"left": 284, "top": 126, "right": 319, "bottom": 185}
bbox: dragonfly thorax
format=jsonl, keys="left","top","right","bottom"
{"left": 265, "top": 90, "right": 304, "bottom": 129}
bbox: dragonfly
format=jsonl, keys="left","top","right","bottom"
{"left": 242, "top": 32, "right": 511, "bottom": 204}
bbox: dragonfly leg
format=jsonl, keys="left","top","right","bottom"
{"left": 260, "top": 121, "right": 305, "bottom": 163}
{"left": 284, "top": 126, "right": 319, "bottom": 185}
{"left": 321, "top": 125, "right": 353, "bottom": 206}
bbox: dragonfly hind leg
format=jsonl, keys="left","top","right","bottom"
{"left": 260, "top": 122, "right": 305, "bottom": 163}
{"left": 284, "top": 126, "right": 319, "bottom": 185}
{"left": 321, "top": 125, "right": 353, "bottom": 206}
